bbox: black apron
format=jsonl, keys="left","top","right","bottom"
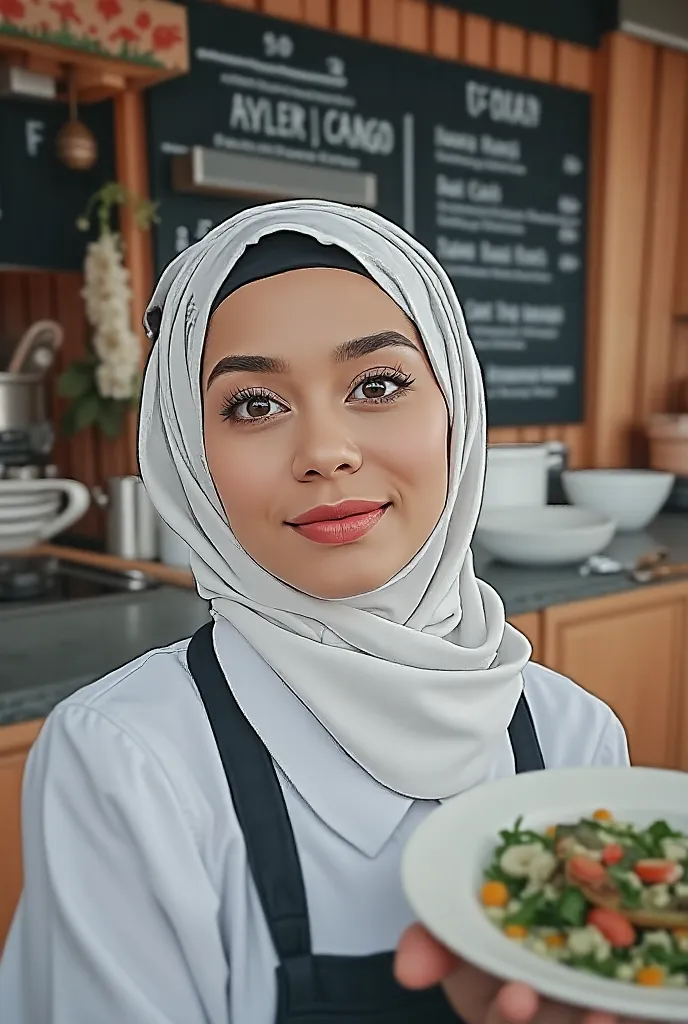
{"left": 186, "top": 621, "right": 545, "bottom": 1024}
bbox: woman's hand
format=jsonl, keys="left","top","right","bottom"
{"left": 394, "top": 924, "right": 642, "bottom": 1024}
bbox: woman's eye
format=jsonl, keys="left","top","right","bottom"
{"left": 231, "top": 395, "right": 285, "bottom": 421}
{"left": 350, "top": 377, "right": 400, "bottom": 402}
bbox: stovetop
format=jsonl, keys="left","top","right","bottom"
{"left": 0, "top": 556, "right": 161, "bottom": 607}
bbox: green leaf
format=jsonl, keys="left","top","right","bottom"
{"left": 504, "top": 892, "right": 543, "bottom": 928}
{"left": 57, "top": 362, "right": 94, "bottom": 399}
{"left": 557, "top": 887, "right": 588, "bottom": 927}
{"left": 71, "top": 392, "right": 100, "bottom": 433}
{"left": 97, "top": 400, "right": 126, "bottom": 439}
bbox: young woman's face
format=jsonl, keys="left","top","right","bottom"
{"left": 202, "top": 267, "right": 449, "bottom": 599}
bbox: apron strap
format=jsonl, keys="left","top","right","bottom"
{"left": 186, "top": 621, "right": 312, "bottom": 961}
{"left": 186, "top": 622, "right": 545, "bottom": 967}
{"left": 508, "top": 691, "right": 546, "bottom": 772}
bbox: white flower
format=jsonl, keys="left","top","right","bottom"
{"left": 80, "top": 230, "right": 141, "bottom": 398}
{"left": 96, "top": 360, "right": 138, "bottom": 401}
{"left": 499, "top": 843, "right": 557, "bottom": 884}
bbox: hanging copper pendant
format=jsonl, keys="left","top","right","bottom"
{"left": 56, "top": 68, "right": 98, "bottom": 171}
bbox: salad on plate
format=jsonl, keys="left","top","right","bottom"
{"left": 480, "top": 809, "right": 688, "bottom": 989}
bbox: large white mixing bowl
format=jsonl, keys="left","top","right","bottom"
{"left": 562, "top": 469, "right": 674, "bottom": 531}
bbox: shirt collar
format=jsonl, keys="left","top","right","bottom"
{"left": 211, "top": 618, "right": 416, "bottom": 858}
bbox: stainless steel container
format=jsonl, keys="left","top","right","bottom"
{"left": 0, "top": 371, "right": 46, "bottom": 427}
{"left": 93, "top": 476, "right": 159, "bottom": 561}
{"left": 0, "top": 371, "right": 53, "bottom": 456}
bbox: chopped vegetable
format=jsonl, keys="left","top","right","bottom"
{"left": 593, "top": 809, "right": 613, "bottom": 821}
{"left": 634, "top": 860, "right": 683, "bottom": 886}
{"left": 587, "top": 908, "right": 636, "bottom": 948}
{"left": 480, "top": 881, "right": 509, "bottom": 908}
{"left": 635, "top": 965, "right": 665, "bottom": 986}
{"left": 601, "top": 844, "right": 624, "bottom": 867}
{"left": 567, "top": 855, "right": 608, "bottom": 885}
{"left": 480, "top": 811, "right": 688, "bottom": 988}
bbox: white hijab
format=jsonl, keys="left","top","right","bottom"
{"left": 138, "top": 199, "right": 531, "bottom": 800}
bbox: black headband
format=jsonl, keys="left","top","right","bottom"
{"left": 208, "top": 230, "right": 372, "bottom": 318}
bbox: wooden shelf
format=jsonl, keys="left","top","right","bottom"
{"left": 0, "top": 0, "right": 188, "bottom": 104}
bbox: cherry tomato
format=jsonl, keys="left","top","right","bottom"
{"left": 587, "top": 907, "right": 636, "bottom": 948}
{"left": 634, "top": 859, "right": 683, "bottom": 885}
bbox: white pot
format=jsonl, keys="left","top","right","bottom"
{"left": 482, "top": 444, "right": 553, "bottom": 512}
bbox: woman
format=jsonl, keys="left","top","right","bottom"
{"left": 0, "top": 201, "right": 635, "bottom": 1024}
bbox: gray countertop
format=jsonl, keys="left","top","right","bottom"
{"left": 2, "top": 514, "right": 688, "bottom": 727}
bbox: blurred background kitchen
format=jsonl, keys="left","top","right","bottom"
{"left": 2, "top": 0, "right": 688, "bottom": 950}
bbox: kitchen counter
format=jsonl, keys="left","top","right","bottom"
{"left": 0, "top": 585, "right": 210, "bottom": 726}
{"left": 1, "top": 514, "right": 687, "bottom": 726}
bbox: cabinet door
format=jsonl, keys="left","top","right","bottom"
{"left": 0, "top": 719, "right": 42, "bottom": 953}
{"left": 509, "top": 612, "right": 542, "bottom": 665}
{"left": 543, "top": 586, "right": 687, "bottom": 770}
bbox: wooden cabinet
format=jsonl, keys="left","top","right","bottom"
{"left": 543, "top": 584, "right": 688, "bottom": 770}
{"left": 0, "top": 719, "right": 42, "bottom": 953}
{"left": 509, "top": 612, "right": 542, "bottom": 664}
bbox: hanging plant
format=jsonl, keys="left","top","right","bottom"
{"left": 57, "top": 182, "right": 158, "bottom": 439}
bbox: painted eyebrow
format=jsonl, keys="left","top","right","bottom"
{"left": 206, "top": 330, "right": 418, "bottom": 390}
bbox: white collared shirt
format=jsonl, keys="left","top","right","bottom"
{"left": 0, "top": 619, "right": 629, "bottom": 1024}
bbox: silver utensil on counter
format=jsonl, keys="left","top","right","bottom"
{"left": 577, "top": 547, "right": 688, "bottom": 583}
{"left": 92, "top": 476, "right": 158, "bottom": 561}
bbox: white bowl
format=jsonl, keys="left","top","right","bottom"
{"left": 562, "top": 469, "right": 674, "bottom": 531}
{"left": 402, "top": 765, "right": 688, "bottom": 1021}
{"left": 475, "top": 505, "right": 616, "bottom": 566}
{"left": 0, "top": 479, "right": 90, "bottom": 552}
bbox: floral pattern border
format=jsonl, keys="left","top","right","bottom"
{"left": 0, "top": 0, "right": 188, "bottom": 73}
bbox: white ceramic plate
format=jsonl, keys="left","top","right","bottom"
{"left": 402, "top": 766, "right": 688, "bottom": 1021}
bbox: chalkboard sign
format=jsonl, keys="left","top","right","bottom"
{"left": 411, "top": 63, "right": 589, "bottom": 426}
{"left": 146, "top": 2, "right": 590, "bottom": 428}
{"left": 0, "top": 98, "right": 115, "bottom": 271}
{"left": 146, "top": 0, "right": 410, "bottom": 267}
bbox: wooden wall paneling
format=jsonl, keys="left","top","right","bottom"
{"left": 303, "top": 0, "right": 331, "bottom": 29}
{"left": 461, "top": 14, "right": 492, "bottom": 66}
{"left": 54, "top": 274, "right": 102, "bottom": 536}
{"left": 430, "top": 4, "right": 460, "bottom": 60}
{"left": 398, "top": 0, "right": 429, "bottom": 52}
{"left": 0, "top": 273, "right": 30, "bottom": 366}
{"left": 634, "top": 49, "right": 688, "bottom": 459}
{"left": 367, "top": 0, "right": 397, "bottom": 45}
{"left": 587, "top": 34, "right": 656, "bottom": 468}
{"left": 261, "top": 0, "right": 303, "bottom": 19}
{"left": 552, "top": 38, "right": 595, "bottom": 469}
{"left": 526, "top": 34, "right": 554, "bottom": 82}
{"left": 334, "top": 0, "right": 362, "bottom": 35}
{"left": 494, "top": 23, "right": 525, "bottom": 75}
{"left": 114, "top": 89, "right": 155, "bottom": 478}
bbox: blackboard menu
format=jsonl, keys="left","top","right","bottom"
{"left": 412, "top": 63, "right": 588, "bottom": 425}
{"left": 146, "top": 2, "right": 590, "bottom": 428}
{"left": 147, "top": 0, "right": 409, "bottom": 265}
{"left": 0, "top": 98, "right": 115, "bottom": 271}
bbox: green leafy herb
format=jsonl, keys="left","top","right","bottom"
{"left": 504, "top": 892, "right": 544, "bottom": 928}
{"left": 557, "top": 887, "right": 589, "bottom": 928}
